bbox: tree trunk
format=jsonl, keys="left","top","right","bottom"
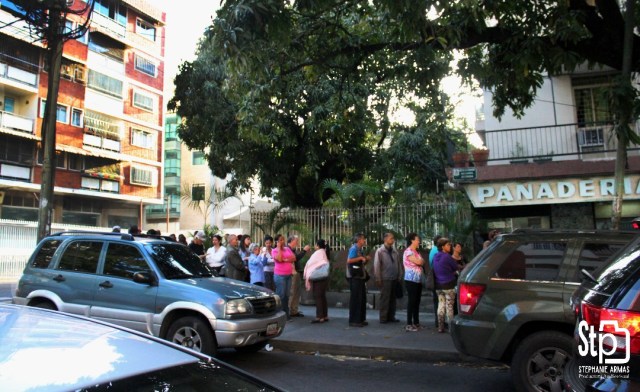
{"left": 37, "top": 10, "right": 65, "bottom": 242}
{"left": 610, "top": 0, "right": 635, "bottom": 230}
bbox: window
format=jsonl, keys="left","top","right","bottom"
{"left": 165, "top": 122, "right": 178, "bottom": 141}
{"left": 4, "top": 97, "right": 15, "bottom": 113}
{"left": 165, "top": 150, "right": 180, "bottom": 177}
{"left": 192, "top": 151, "right": 205, "bottom": 165}
{"left": 39, "top": 99, "right": 69, "bottom": 123}
{"left": 68, "top": 154, "right": 83, "bottom": 171}
{"left": 130, "top": 166, "right": 156, "bottom": 186}
{"left": 132, "top": 90, "right": 154, "bottom": 112}
{"left": 87, "top": 70, "right": 123, "bottom": 98}
{"left": 76, "top": 29, "right": 88, "bottom": 45}
{"left": 0, "top": 134, "right": 33, "bottom": 165}
{"left": 93, "top": 0, "right": 126, "bottom": 26}
{"left": 103, "top": 243, "right": 150, "bottom": 279}
{"left": 495, "top": 242, "right": 567, "bottom": 281}
{"left": 573, "top": 242, "right": 627, "bottom": 281}
{"left": 57, "top": 241, "right": 103, "bottom": 273}
{"left": 574, "top": 79, "right": 613, "bottom": 125}
{"left": 577, "top": 128, "right": 604, "bottom": 147}
{"left": 55, "top": 151, "right": 66, "bottom": 169}
{"left": 136, "top": 18, "right": 156, "bottom": 41}
{"left": 134, "top": 54, "right": 157, "bottom": 77}
{"left": 131, "top": 128, "right": 155, "bottom": 149}
{"left": 31, "top": 240, "right": 62, "bottom": 269}
{"left": 71, "top": 108, "right": 83, "bottom": 127}
{"left": 192, "top": 184, "right": 205, "bottom": 201}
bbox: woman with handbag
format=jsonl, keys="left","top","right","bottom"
{"left": 403, "top": 233, "right": 425, "bottom": 332}
{"left": 303, "top": 239, "right": 331, "bottom": 323}
{"left": 433, "top": 237, "right": 464, "bottom": 333}
{"left": 272, "top": 234, "right": 297, "bottom": 320}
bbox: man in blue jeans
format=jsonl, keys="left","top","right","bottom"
{"left": 347, "top": 233, "right": 370, "bottom": 327}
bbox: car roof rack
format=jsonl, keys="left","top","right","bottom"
{"left": 52, "top": 231, "right": 135, "bottom": 240}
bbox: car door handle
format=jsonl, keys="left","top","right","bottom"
{"left": 53, "top": 274, "right": 65, "bottom": 282}
{"left": 99, "top": 281, "right": 113, "bottom": 289}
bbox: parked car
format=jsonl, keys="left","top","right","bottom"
{"left": 13, "top": 231, "right": 286, "bottom": 356}
{"left": 564, "top": 237, "right": 640, "bottom": 391}
{"left": 450, "top": 229, "right": 639, "bottom": 392}
{"left": 0, "top": 303, "right": 281, "bottom": 391}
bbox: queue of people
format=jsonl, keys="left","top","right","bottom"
{"left": 170, "top": 228, "right": 483, "bottom": 331}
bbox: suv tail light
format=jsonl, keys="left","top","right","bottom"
{"left": 458, "top": 283, "right": 486, "bottom": 315}
{"left": 581, "top": 301, "right": 640, "bottom": 355}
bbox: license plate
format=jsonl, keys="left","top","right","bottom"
{"left": 266, "top": 322, "right": 278, "bottom": 336}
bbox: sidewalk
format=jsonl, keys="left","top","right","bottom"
{"left": 271, "top": 304, "right": 484, "bottom": 364}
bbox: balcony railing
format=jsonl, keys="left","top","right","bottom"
{"left": 0, "top": 111, "right": 34, "bottom": 134}
{"left": 83, "top": 115, "right": 122, "bottom": 152}
{"left": 90, "top": 12, "right": 126, "bottom": 41}
{"left": 479, "top": 122, "right": 640, "bottom": 164}
{"left": 0, "top": 162, "right": 31, "bottom": 182}
{"left": 0, "top": 61, "right": 37, "bottom": 87}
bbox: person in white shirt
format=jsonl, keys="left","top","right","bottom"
{"left": 205, "top": 234, "right": 227, "bottom": 276}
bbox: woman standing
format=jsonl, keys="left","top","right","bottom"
{"left": 433, "top": 237, "right": 463, "bottom": 333}
{"left": 239, "top": 235, "right": 252, "bottom": 282}
{"left": 262, "top": 235, "right": 275, "bottom": 290}
{"left": 303, "top": 239, "right": 331, "bottom": 323}
{"left": 248, "top": 243, "right": 268, "bottom": 286}
{"left": 451, "top": 242, "right": 467, "bottom": 269}
{"left": 271, "top": 234, "right": 296, "bottom": 320}
{"left": 403, "top": 233, "right": 424, "bottom": 332}
{"left": 205, "top": 235, "right": 226, "bottom": 276}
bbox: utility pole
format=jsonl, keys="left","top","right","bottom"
{"left": 37, "top": 0, "right": 66, "bottom": 242}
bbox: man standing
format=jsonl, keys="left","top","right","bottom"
{"left": 374, "top": 233, "right": 401, "bottom": 323}
{"left": 288, "top": 235, "right": 311, "bottom": 317}
{"left": 226, "top": 234, "right": 247, "bottom": 281}
{"left": 347, "top": 233, "right": 370, "bottom": 327}
{"left": 189, "top": 231, "right": 207, "bottom": 262}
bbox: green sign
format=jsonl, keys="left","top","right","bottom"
{"left": 453, "top": 167, "right": 477, "bottom": 181}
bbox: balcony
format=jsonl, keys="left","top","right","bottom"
{"left": 453, "top": 122, "right": 640, "bottom": 183}
{"left": 83, "top": 115, "right": 122, "bottom": 152}
{"left": 473, "top": 122, "right": 640, "bottom": 165}
{"left": 0, "top": 61, "right": 37, "bottom": 88}
{"left": 90, "top": 12, "right": 126, "bottom": 42}
{"left": 0, "top": 111, "right": 34, "bottom": 134}
{"left": 0, "top": 162, "right": 30, "bottom": 181}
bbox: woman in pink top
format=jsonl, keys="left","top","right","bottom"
{"left": 271, "top": 234, "right": 296, "bottom": 319}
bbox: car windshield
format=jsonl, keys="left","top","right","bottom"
{"left": 146, "top": 243, "right": 213, "bottom": 279}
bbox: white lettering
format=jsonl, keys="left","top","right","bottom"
{"left": 558, "top": 182, "right": 576, "bottom": 198}
{"left": 496, "top": 186, "right": 514, "bottom": 201}
{"left": 536, "top": 183, "right": 555, "bottom": 199}
{"left": 600, "top": 179, "right": 615, "bottom": 196}
{"left": 478, "top": 187, "right": 494, "bottom": 203}
{"left": 515, "top": 184, "right": 533, "bottom": 200}
{"left": 624, "top": 178, "right": 632, "bottom": 194}
{"left": 580, "top": 180, "right": 595, "bottom": 197}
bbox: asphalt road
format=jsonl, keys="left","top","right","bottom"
{"left": 218, "top": 349, "right": 514, "bottom": 392}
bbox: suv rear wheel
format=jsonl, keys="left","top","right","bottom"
{"left": 511, "top": 331, "right": 573, "bottom": 392}
{"left": 167, "top": 316, "right": 217, "bottom": 356}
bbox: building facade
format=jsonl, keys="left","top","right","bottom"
{"left": 455, "top": 67, "right": 640, "bottom": 232}
{"left": 0, "top": 0, "right": 165, "bottom": 229}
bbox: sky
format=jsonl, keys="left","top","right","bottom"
{"left": 147, "top": 1, "right": 220, "bottom": 96}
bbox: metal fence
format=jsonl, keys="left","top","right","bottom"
{"left": 0, "top": 219, "right": 111, "bottom": 281}
{"left": 250, "top": 202, "right": 472, "bottom": 251}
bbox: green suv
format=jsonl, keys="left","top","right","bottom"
{"left": 13, "top": 231, "right": 286, "bottom": 356}
{"left": 450, "top": 229, "right": 638, "bottom": 392}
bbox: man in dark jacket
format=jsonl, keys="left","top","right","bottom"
{"left": 225, "top": 234, "right": 247, "bottom": 281}
{"left": 288, "top": 235, "right": 310, "bottom": 317}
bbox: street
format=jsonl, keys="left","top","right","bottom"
{"left": 0, "top": 281, "right": 16, "bottom": 302}
{"left": 219, "top": 349, "right": 514, "bottom": 392}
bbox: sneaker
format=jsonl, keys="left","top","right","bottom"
{"left": 405, "top": 325, "right": 418, "bottom": 332}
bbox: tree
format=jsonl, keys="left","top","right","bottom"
{"left": 208, "top": 0, "right": 640, "bottom": 223}
{"left": 7, "top": 0, "right": 95, "bottom": 241}
{"left": 180, "top": 182, "right": 242, "bottom": 229}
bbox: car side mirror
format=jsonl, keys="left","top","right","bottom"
{"left": 133, "top": 271, "right": 156, "bottom": 286}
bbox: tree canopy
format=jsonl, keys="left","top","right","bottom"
{"left": 170, "top": 0, "right": 637, "bottom": 207}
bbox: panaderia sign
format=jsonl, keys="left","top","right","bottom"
{"left": 465, "top": 175, "right": 640, "bottom": 208}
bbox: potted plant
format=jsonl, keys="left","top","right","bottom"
{"left": 509, "top": 142, "right": 529, "bottom": 164}
{"left": 452, "top": 150, "right": 470, "bottom": 167}
{"left": 471, "top": 148, "right": 490, "bottom": 166}
{"left": 533, "top": 149, "right": 554, "bottom": 163}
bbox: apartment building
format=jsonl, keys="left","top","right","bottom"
{"left": 454, "top": 67, "right": 640, "bottom": 231}
{"left": 0, "top": 0, "right": 165, "bottom": 229}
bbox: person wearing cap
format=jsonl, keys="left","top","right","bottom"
{"left": 189, "top": 231, "right": 207, "bottom": 261}
{"left": 112, "top": 225, "right": 121, "bottom": 233}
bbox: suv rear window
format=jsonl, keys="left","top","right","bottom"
{"left": 57, "top": 241, "right": 103, "bottom": 273}
{"left": 495, "top": 241, "right": 567, "bottom": 281}
{"left": 31, "top": 239, "right": 62, "bottom": 269}
{"left": 572, "top": 242, "right": 627, "bottom": 281}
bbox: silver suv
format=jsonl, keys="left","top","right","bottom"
{"left": 13, "top": 231, "right": 286, "bottom": 356}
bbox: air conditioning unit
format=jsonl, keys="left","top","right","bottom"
{"left": 60, "top": 64, "right": 74, "bottom": 80}
{"left": 577, "top": 127, "right": 604, "bottom": 147}
{"left": 73, "top": 64, "right": 87, "bottom": 83}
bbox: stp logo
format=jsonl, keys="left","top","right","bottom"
{"left": 577, "top": 320, "right": 631, "bottom": 365}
